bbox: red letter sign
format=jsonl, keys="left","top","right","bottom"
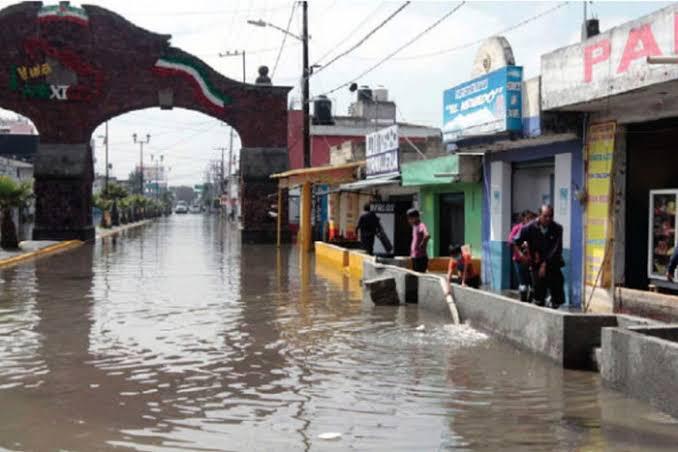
{"left": 584, "top": 40, "right": 611, "bottom": 83}
{"left": 617, "top": 24, "right": 662, "bottom": 73}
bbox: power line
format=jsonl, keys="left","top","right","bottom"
{"left": 320, "top": 1, "right": 466, "bottom": 97}
{"left": 309, "top": 1, "right": 410, "bottom": 78}
{"left": 352, "top": 2, "right": 570, "bottom": 62}
{"left": 312, "top": 2, "right": 385, "bottom": 67}
{"left": 272, "top": 1, "right": 298, "bottom": 78}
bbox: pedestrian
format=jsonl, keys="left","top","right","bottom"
{"left": 355, "top": 203, "right": 381, "bottom": 255}
{"left": 447, "top": 244, "right": 480, "bottom": 288}
{"left": 513, "top": 205, "right": 565, "bottom": 309}
{"left": 508, "top": 210, "right": 536, "bottom": 301}
{"left": 407, "top": 208, "right": 430, "bottom": 273}
{"left": 667, "top": 245, "right": 678, "bottom": 282}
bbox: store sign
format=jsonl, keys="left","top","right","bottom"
{"left": 366, "top": 125, "right": 399, "bottom": 178}
{"left": 585, "top": 122, "right": 616, "bottom": 287}
{"left": 542, "top": 6, "right": 678, "bottom": 110}
{"left": 442, "top": 66, "right": 523, "bottom": 143}
{"left": 370, "top": 202, "right": 395, "bottom": 213}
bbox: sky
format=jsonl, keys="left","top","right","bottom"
{"left": 0, "top": 0, "right": 673, "bottom": 185}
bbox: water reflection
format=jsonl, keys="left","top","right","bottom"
{"left": 0, "top": 215, "right": 676, "bottom": 451}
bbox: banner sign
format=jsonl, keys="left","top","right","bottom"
{"left": 542, "top": 5, "right": 678, "bottom": 109}
{"left": 442, "top": 65, "right": 523, "bottom": 143}
{"left": 366, "top": 125, "right": 399, "bottom": 178}
{"left": 585, "top": 122, "right": 616, "bottom": 286}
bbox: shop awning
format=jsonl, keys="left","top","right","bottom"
{"left": 401, "top": 154, "right": 459, "bottom": 186}
{"left": 271, "top": 161, "right": 364, "bottom": 188}
{"left": 338, "top": 174, "right": 400, "bottom": 191}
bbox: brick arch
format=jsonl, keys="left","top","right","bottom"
{"left": 0, "top": 2, "right": 290, "bottom": 241}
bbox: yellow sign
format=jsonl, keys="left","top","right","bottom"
{"left": 585, "top": 122, "right": 616, "bottom": 286}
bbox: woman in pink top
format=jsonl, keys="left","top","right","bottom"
{"left": 508, "top": 210, "right": 536, "bottom": 301}
{"left": 407, "top": 208, "right": 430, "bottom": 273}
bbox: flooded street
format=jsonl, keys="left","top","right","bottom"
{"left": 0, "top": 215, "right": 676, "bottom": 451}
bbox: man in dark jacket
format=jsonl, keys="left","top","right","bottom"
{"left": 667, "top": 246, "right": 678, "bottom": 282}
{"left": 355, "top": 203, "right": 382, "bottom": 255}
{"left": 513, "top": 205, "right": 565, "bottom": 309}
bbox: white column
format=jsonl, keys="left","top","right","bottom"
{"left": 554, "top": 153, "right": 572, "bottom": 249}
{"left": 489, "top": 161, "right": 512, "bottom": 241}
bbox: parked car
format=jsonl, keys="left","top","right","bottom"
{"left": 175, "top": 201, "right": 188, "bottom": 214}
{"left": 189, "top": 204, "right": 202, "bottom": 214}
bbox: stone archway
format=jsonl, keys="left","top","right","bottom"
{"left": 0, "top": 2, "right": 290, "bottom": 241}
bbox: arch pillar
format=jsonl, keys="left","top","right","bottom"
{"left": 240, "top": 147, "right": 289, "bottom": 243}
{"left": 32, "top": 142, "right": 95, "bottom": 241}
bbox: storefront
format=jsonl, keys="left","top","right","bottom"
{"left": 400, "top": 154, "right": 482, "bottom": 258}
{"left": 541, "top": 3, "right": 678, "bottom": 315}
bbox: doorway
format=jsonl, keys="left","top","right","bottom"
{"left": 439, "top": 193, "right": 465, "bottom": 256}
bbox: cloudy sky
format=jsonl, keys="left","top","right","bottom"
{"left": 0, "top": 0, "right": 672, "bottom": 185}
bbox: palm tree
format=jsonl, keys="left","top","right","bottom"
{"left": 0, "top": 176, "right": 33, "bottom": 249}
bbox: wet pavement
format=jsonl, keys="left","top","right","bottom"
{"left": 0, "top": 215, "right": 677, "bottom": 451}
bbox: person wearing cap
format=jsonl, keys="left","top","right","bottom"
{"left": 407, "top": 208, "right": 430, "bottom": 273}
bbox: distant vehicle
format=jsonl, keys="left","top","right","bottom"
{"left": 175, "top": 201, "right": 188, "bottom": 214}
{"left": 189, "top": 204, "right": 202, "bottom": 214}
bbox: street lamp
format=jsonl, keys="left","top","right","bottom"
{"left": 247, "top": 1, "right": 310, "bottom": 168}
{"left": 133, "top": 133, "right": 151, "bottom": 196}
{"left": 647, "top": 56, "right": 678, "bottom": 64}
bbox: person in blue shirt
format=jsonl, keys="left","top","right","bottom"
{"left": 667, "top": 246, "right": 678, "bottom": 282}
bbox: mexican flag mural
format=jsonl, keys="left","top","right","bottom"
{"left": 38, "top": 4, "right": 89, "bottom": 26}
{"left": 154, "top": 57, "right": 232, "bottom": 111}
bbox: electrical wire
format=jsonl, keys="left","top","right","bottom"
{"left": 272, "top": 1, "right": 298, "bottom": 78}
{"left": 309, "top": 1, "right": 411, "bottom": 78}
{"left": 319, "top": 2, "right": 466, "bottom": 97}
{"left": 312, "top": 2, "right": 386, "bottom": 66}
{"left": 359, "top": 1, "right": 570, "bottom": 62}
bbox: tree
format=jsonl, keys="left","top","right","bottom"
{"left": 172, "top": 185, "right": 195, "bottom": 204}
{"left": 128, "top": 168, "right": 143, "bottom": 195}
{"left": 0, "top": 176, "right": 32, "bottom": 249}
{"left": 101, "top": 182, "right": 128, "bottom": 200}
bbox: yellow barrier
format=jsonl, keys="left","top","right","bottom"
{"left": 315, "top": 241, "right": 349, "bottom": 268}
{"left": 0, "top": 240, "right": 83, "bottom": 269}
{"left": 347, "top": 250, "right": 370, "bottom": 280}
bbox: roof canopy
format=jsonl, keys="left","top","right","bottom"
{"left": 271, "top": 162, "right": 363, "bottom": 188}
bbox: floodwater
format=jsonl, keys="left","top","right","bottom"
{"left": 0, "top": 215, "right": 677, "bottom": 451}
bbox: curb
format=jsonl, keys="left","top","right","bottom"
{"left": 0, "top": 240, "right": 83, "bottom": 269}
{"left": 96, "top": 220, "right": 152, "bottom": 240}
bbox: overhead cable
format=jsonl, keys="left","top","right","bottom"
{"left": 320, "top": 1, "right": 466, "bottom": 97}
{"left": 272, "top": 1, "right": 298, "bottom": 78}
{"left": 309, "top": 1, "right": 410, "bottom": 78}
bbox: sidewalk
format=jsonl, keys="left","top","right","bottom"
{"left": 0, "top": 220, "right": 153, "bottom": 269}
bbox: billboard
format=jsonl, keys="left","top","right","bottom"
{"left": 442, "top": 66, "right": 523, "bottom": 143}
{"left": 366, "top": 125, "right": 399, "bottom": 178}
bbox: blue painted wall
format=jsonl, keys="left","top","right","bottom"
{"left": 481, "top": 138, "right": 584, "bottom": 306}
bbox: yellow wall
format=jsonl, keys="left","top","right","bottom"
{"left": 315, "top": 241, "right": 349, "bottom": 268}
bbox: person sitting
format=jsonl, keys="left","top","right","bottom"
{"left": 447, "top": 244, "right": 480, "bottom": 289}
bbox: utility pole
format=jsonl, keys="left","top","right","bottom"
{"left": 104, "top": 121, "right": 109, "bottom": 193}
{"left": 214, "top": 146, "right": 228, "bottom": 195}
{"left": 133, "top": 133, "right": 150, "bottom": 196}
{"left": 302, "top": 0, "right": 310, "bottom": 168}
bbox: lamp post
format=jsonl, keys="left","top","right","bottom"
{"left": 97, "top": 121, "right": 109, "bottom": 194}
{"left": 247, "top": 2, "right": 309, "bottom": 167}
{"left": 133, "top": 133, "right": 150, "bottom": 196}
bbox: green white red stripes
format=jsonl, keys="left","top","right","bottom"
{"left": 154, "top": 57, "right": 231, "bottom": 110}
{"left": 38, "top": 4, "right": 89, "bottom": 26}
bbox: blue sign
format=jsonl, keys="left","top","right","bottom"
{"left": 442, "top": 66, "right": 523, "bottom": 143}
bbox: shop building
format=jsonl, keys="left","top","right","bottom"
{"left": 441, "top": 37, "right": 584, "bottom": 305}
{"left": 400, "top": 154, "right": 483, "bottom": 260}
{"left": 541, "top": 4, "right": 678, "bottom": 317}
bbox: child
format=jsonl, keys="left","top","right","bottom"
{"left": 447, "top": 244, "right": 480, "bottom": 289}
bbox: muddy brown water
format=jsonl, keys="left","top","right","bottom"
{"left": 0, "top": 216, "right": 676, "bottom": 451}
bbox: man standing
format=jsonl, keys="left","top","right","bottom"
{"left": 355, "top": 203, "right": 381, "bottom": 255}
{"left": 667, "top": 245, "right": 678, "bottom": 282}
{"left": 513, "top": 205, "right": 565, "bottom": 309}
{"left": 407, "top": 208, "right": 430, "bottom": 273}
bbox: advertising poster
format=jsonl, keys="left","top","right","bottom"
{"left": 366, "top": 125, "right": 399, "bottom": 178}
{"left": 585, "top": 122, "right": 616, "bottom": 286}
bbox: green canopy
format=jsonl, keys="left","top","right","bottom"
{"left": 401, "top": 154, "right": 459, "bottom": 186}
